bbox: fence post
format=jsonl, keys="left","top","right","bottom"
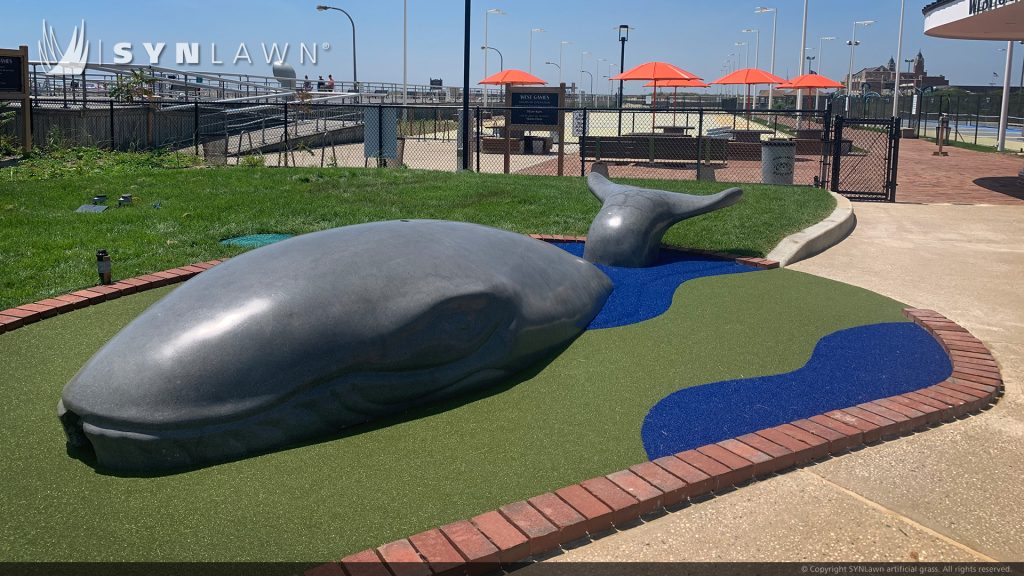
{"left": 830, "top": 115, "right": 844, "bottom": 193}
{"left": 283, "top": 102, "right": 289, "bottom": 165}
{"left": 974, "top": 95, "right": 981, "bottom": 146}
{"left": 193, "top": 102, "right": 199, "bottom": 156}
{"left": 580, "top": 108, "right": 588, "bottom": 177}
{"left": 475, "top": 106, "right": 481, "bottom": 172}
{"left": 887, "top": 117, "right": 901, "bottom": 203}
{"left": 377, "top": 104, "right": 384, "bottom": 168}
{"left": 109, "top": 100, "right": 115, "bottom": 150}
{"left": 696, "top": 108, "right": 704, "bottom": 174}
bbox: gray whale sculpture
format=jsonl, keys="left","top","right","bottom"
{"left": 584, "top": 164, "right": 743, "bottom": 267}
{"left": 59, "top": 220, "right": 612, "bottom": 473}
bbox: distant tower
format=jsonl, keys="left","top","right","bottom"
{"left": 887, "top": 56, "right": 896, "bottom": 72}
{"left": 914, "top": 51, "right": 925, "bottom": 76}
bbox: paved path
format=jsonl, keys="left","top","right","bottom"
{"left": 897, "top": 139, "right": 1023, "bottom": 205}
{"left": 533, "top": 203, "right": 1024, "bottom": 563}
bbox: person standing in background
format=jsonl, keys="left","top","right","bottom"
{"left": 316, "top": 75, "right": 325, "bottom": 92}
{"left": 326, "top": 74, "right": 335, "bottom": 92}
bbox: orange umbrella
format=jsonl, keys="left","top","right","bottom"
{"left": 478, "top": 69, "right": 547, "bottom": 85}
{"left": 710, "top": 68, "right": 786, "bottom": 111}
{"left": 784, "top": 73, "right": 844, "bottom": 89}
{"left": 612, "top": 62, "right": 699, "bottom": 128}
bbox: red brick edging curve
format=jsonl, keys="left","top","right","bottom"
{"left": 0, "top": 242, "right": 1000, "bottom": 575}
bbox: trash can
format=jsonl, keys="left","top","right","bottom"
{"left": 761, "top": 139, "right": 796, "bottom": 185}
{"left": 530, "top": 137, "right": 545, "bottom": 155}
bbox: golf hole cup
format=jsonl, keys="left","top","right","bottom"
{"left": 96, "top": 250, "right": 112, "bottom": 285}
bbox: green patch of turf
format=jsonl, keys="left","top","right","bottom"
{"left": 0, "top": 162, "right": 834, "bottom": 309}
{"left": 0, "top": 269, "right": 906, "bottom": 561}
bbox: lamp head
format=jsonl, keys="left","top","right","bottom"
{"left": 821, "top": 36, "right": 837, "bottom": 41}
{"left": 487, "top": 8, "right": 506, "bottom": 15}
{"left": 754, "top": 6, "right": 775, "bottom": 14}
{"left": 618, "top": 25, "right": 630, "bottom": 41}
{"left": 856, "top": 20, "right": 875, "bottom": 26}
{"left": 532, "top": 27, "right": 545, "bottom": 33}
{"left": 742, "top": 28, "right": 758, "bottom": 33}
{"left": 316, "top": 5, "right": 331, "bottom": 11}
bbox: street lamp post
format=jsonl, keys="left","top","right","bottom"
{"left": 316, "top": 5, "right": 357, "bottom": 85}
{"left": 581, "top": 70, "right": 593, "bottom": 96}
{"left": 597, "top": 57, "right": 607, "bottom": 105}
{"left": 483, "top": 8, "right": 506, "bottom": 106}
{"left": 545, "top": 60, "right": 560, "bottom": 85}
{"left": 815, "top": 36, "right": 836, "bottom": 109}
{"left": 580, "top": 50, "right": 591, "bottom": 95}
{"left": 461, "top": 0, "right": 470, "bottom": 171}
{"left": 755, "top": 7, "right": 777, "bottom": 109}
{"left": 559, "top": 40, "right": 572, "bottom": 85}
{"left": 735, "top": 42, "right": 748, "bottom": 70}
{"left": 529, "top": 28, "right": 544, "bottom": 74}
{"left": 893, "top": 0, "right": 905, "bottom": 118}
{"left": 481, "top": 46, "right": 503, "bottom": 71}
{"left": 616, "top": 25, "right": 630, "bottom": 135}
{"left": 742, "top": 28, "right": 760, "bottom": 70}
{"left": 846, "top": 20, "right": 875, "bottom": 112}
{"left": 797, "top": 0, "right": 808, "bottom": 110}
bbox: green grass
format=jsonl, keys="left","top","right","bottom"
{"left": 0, "top": 152, "right": 835, "bottom": 309}
{"left": 0, "top": 268, "right": 908, "bottom": 562}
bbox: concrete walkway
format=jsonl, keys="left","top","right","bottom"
{"left": 535, "top": 203, "right": 1024, "bottom": 563}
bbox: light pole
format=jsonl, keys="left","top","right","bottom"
{"left": 580, "top": 50, "right": 591, "bottom": 94}
{"left": 545, "top": 60, "right": 560, "bottom": 85}
{"left": 316, "top": 5, "right": 357, "bottom": 84}
{"left": 403, "top": 0, "right": 407, "bottom": 107}
{"left": 461, "top": 0, "right": 470, "bottom": 171}
{"left": 815, "top": 37, "right": 836, "bottom": 109}
{"left": 893, "top": 0, "right": 905, "bottom": 118}
{"left": 742, "top": 28, "right": 760, "bottom": 69}
{"left": 735, "top": 42, "right": 748, "bottom": 70}
{"left": 481, "top": 46, "right": 503, "bottom": 71}
{"left": 846, "top": 20, "right": 875, "bottom": 112}
{"left": 483, "top": 8, "right": 506, "bottom": 106}
{"left": 597, "top": 57, "right": 607, "bottom": 104}
{"left": 617, "top": 25, "right": 630, "bottom": 109}
{"left": 529, "top": 28, "right": 544, "bottom": 74}
{"left": 796, "top": 0, "right": 808, "bottom": 110}
{"left": 755, "top": 7, "right": 777, "bottom": 109}
{"left": 559, "top": 40, "right": 572, "bottom": 85}
{"left": 581, "top": 70, "right": 593, "bottom": 95}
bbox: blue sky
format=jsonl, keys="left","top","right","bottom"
{"left": 3, "top": 0, "right": 1019, "bottom": 92}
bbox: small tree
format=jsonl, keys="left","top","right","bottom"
{"left": 108, "top": 69, "right": 155, "bottom": 103}
{"left": 0, "top": 102, "right": 19, "bottom": 156}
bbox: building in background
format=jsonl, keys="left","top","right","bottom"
{"left": 850, "top": 51, "right": 949, "bottom": 94}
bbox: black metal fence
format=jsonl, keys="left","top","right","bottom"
{"left": 4, "top": 98, "right": 899, "bottom": 200}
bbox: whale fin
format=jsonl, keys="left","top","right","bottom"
{"left": 586, "top": 171, "right": 743, "bottom": 220}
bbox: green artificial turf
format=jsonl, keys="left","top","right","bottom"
{"left": 0, "top": 158, "right": 834, "bottom": 309}
{"left": 0, "top": 268, "right": 907, "bottom": 562}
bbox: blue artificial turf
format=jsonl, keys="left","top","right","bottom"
{"left": 641, "top": 322, "right": 952, "bottom": 459}
{"left": 552, "top": 242, "right": 756, "bottom": 330}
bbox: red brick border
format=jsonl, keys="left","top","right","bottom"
{"left": 307, "top": 308, "right": 1000, "bottom": 575}
{"left": 0, "top": 260, "right": 227, "bottom": 335}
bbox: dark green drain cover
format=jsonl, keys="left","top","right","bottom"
{"left": 220, "top": 234, "right": 294, "bottom": 248}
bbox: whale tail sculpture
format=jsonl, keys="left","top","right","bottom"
{"left": 584, "top": 163, "right": 742, "bottom": 267}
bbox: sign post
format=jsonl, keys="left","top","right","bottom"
{"left": 505, "top": 83, "right": 566, "bottom": 175}
{"left": 0, "top": 45, "right": 31, "bottom": 153}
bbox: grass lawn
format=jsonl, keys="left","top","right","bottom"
{"left": 0, "top": 267, "right": 908, "bottom": 561}
{"left": 0, "top": 150, "right": 835, "bottom": 309}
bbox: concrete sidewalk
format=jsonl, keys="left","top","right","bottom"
{"left": 536, "top": 203, "right": 1024, "bottom": 562}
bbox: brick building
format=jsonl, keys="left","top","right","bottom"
{"left": 850, "top": 51, "right": 949, "bottom": 94}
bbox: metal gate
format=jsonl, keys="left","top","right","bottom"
{"left": 821, "top": 114, "right": 901, "bottom": 202}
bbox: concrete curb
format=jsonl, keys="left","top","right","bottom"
{"left": 766, "top": 192, "right": 856, "bottom": 267}
{"left": 307, "top": 309, "right": 1001, "bottom": 576}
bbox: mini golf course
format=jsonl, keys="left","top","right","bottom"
{"left": 0, "top": 248, "right": 948, "bottom": 562}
